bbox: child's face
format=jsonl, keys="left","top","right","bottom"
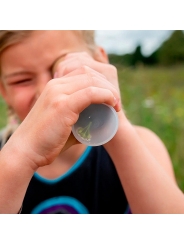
{"left": 0, "top": 31, "right": 91, "bottom": 121}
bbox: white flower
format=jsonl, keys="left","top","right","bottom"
{"left": 142, "top": 98, "right": 155, "bottom": 108}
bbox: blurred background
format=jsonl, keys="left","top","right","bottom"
{"left": 96, "top": 30, "right": 184, "bottom": 191}
{"left": 0, "top": 30, "right": 184, "bottom": 191}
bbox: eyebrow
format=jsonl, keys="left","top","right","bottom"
{"left": 2, "top": 53, "right": 69, "bottom": 80}
{"left": 2, "top": 71, "right": 32, "bottom": 80}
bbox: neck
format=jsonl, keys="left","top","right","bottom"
{"left": 36, "top": 144, "right": 87, "bottom": 179}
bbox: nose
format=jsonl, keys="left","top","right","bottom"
{"left": 35, "top": 73, "right": 52, "bottom": 98}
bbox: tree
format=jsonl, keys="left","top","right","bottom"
{"left": 157, "top": 30, "right": 184, "bottom": 65}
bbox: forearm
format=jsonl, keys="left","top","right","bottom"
{"left": 0, "top": 138, "right": 36, "bottom": 214}
{"left": 104, "top": 118, "right": 184, "bottom": 214}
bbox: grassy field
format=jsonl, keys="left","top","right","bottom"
{"left": 0, "top": 65, "right": 184, "bottom": 191}
{"left": 0, "top": 97, "right": 7, "bottom": 128}
{"left": 118, "top": 65, "right": 184, "bottom": 191}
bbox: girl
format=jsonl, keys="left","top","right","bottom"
{"left": 0, "top": 30, "right": 183, "bottom": 214}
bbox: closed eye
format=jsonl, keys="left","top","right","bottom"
{"left": 8, "top": 79, "right": 32, "bottom": 85}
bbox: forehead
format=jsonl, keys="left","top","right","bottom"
{"left": 0, "top": 31, "right": 88, "bottom": 74}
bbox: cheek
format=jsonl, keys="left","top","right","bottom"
{"left": 7, "top": 87, "right": 36, "bottom": 121}
{"left": 12, "top": 100, "right": 29, "bottom": 121}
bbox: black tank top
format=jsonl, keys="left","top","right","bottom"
{"left": 19, "top": 146, "right": 130, "bottom": 213}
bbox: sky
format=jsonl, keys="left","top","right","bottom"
{"left": 95, "top": 30, "right": 174, "bottom": 56}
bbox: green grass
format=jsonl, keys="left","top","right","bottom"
{"left": 0, "top": 96, "right": 7, "bottom": 128}
{"left": 118, "top": 65, "right": 184, "bottom": 191}
{"left": 0, "top": 65, "right": 184, "bottom": 191}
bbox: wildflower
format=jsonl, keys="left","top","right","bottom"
{"left": 142, "top": 98, "right": 155, "bottom": 108}
{"left": 77, "top": 122, "right": 92, "bottom": 141}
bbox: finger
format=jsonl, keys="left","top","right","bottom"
{"left": 52, "top": 55, "right": 67, "bottom": 77}
{"left": 53, "top": 57, "right": 93, "bottom": 77}
{"left": 49, "top": 73, "right": 120, "bottom": 101}
{"left": 53, "top": 55, "right": 102, "bottom": 78}
{"left": 59, "top": 65, "right": 107, "bottom": 81}
{"left": 52, "top": 51, "right": 88, "bottom": 76}
{"left": 67, "top": 87, "right": 117, "bottom": 116}
{"left": 52, "top": 55, "right": 82, "bottom": 77}
{"left": 52, "top": 60, "right": 120, "bottom": 103}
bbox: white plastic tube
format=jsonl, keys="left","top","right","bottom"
{"left": 72, "top": 104, "right": 118, "bottom": 146}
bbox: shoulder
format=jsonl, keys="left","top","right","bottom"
{"left": 133, "top": 125, "right": 176, "bottom": 181}
{"left": 134, "top": 125, "right": 166, "bottom": 149}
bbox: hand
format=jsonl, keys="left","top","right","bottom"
{"left": 52, "top": 52, "right": 124, "bottom": 150}
{"left": 52, "top": 52, "right": 121, "bottom": 97}
{"left": 52, "top": 52, "right": 125, "bottom": 121}
{"left": 9, "top": 66, "right": 120, "bottom": 169}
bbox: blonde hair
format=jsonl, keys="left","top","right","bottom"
{"left": 0, "top": 30, "right": 96, "bottom": 147}
{"left": 0, "top": 30, "right": 96, "bottom": 55}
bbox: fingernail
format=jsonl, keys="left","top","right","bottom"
{"left": 117, "top": 98, "right": 121, "bottom": 110}
{"left": 113, "top": 97, "right": 117, "bottom": 106}
{"left": 114, "top": 97, "right": 121, "bottom": 111}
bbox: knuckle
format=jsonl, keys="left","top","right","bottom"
{"left": 51, "top": 94, "right": 67, "bottom": 111}
{"left": 47, "top": 93, "right": 78, "bottom": 127}
{"left": 80, "top": 65, "right": 88, "bottom": 73}
{"left": 85, "top": 86, "right": 96, "bottom": 97}
{"left": 44, "top": 84, "right": 61, "bottom": 101}
{"left": 63, "top": 106, "right": 78, "bottom": 126}
{"left": 81, "top": 65, "right": 94, "bottom": 77}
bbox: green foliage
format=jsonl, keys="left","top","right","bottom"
{"left": 108, "top": 54, "right": 124, "bottom": 65}
{"left": 157, "top": 30, "right": 184, "bottom": 65}
{"left": 0, "top": 96, "right": 7, "bottom": 129}
{"left": 130, "top": 45, "right": 145, "bottom": 66}
{"left": 109, "top": 45, "right": 145, "bottom": 67}
{"left": 109, "top": 30, "right": 184, "bottom": 67}
{"left": 118, "top": 65, "right": 184, "bottom": 191}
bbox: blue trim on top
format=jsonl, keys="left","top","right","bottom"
{"left": 124, "top": 204, "right": 131, "bottom": 214}
{"left": 34, "top": 146, "right": 92, "bottom": 184}
{"left": 31, "top": 196, "right": 89, "bottom": 214}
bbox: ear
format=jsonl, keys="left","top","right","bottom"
{"left": 93, "top": 46, "right": 109, "bottom": 64}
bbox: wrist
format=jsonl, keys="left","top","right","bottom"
{"left": 116, "top": 109, "right": 134, "bottom": 132}
{"left": 1, "top": 134, "right": 38, "bottom": 175}
{"left": 104, "top": 111, "right": 135, "bottom": 149}
{"left": 0, "top": 136, "right": 36, "bottom": 214}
